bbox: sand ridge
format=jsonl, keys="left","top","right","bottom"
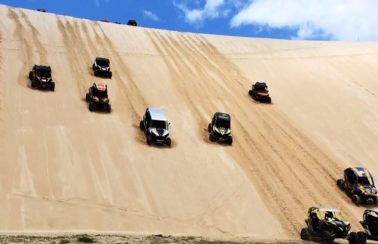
{"left": 0, "top": 4, "right": 378, "bottom": 241}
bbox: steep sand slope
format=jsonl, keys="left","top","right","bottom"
{"left": 0, "top": 5, "right": 378, "bottom": 240}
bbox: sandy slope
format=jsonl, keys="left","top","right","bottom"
{"left": 0, "top": 4, "right": 378, "bottom": 241}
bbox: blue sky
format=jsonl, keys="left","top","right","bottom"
{"left": 1, "top": 0, "right": 378, "bottom": 41}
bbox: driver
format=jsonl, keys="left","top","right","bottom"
{"left": 325, "top": 211, "right": 335, "bottom": 222}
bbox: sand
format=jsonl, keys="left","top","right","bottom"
{"left": 0, "top": 4, "right": 377, "bottom": 242}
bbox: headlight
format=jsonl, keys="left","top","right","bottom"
{"left": 213, "top": 126, "right": 220, "bottom": 133}
{"left": 93, "top": 96, "right": 99, "bottom": 102}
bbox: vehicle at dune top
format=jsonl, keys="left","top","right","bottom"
{"left": 29, "top": 65, "right": 55, "bottom": 91}
{"left": 300, "top": 207, "right": 362, "bottom": 244}
{"left": 92, "top": 57, "right": 112, "bottom": 78}
{"left": 100, "top": 19, "right": 109, "bottom": 22}
{"left": 248, "top": 81, "right": 271, "bottom": 103}
{"left": 140, "top": 108, "right": 171, "bottom": 146}
{"left": 359, "top": 209, "right": 378, "bottom": 243}
{"left": 337, "top": 167, "right": 377, "bottom": 204}
{"left": 208, "top": 112, "right": 233, "bottom": 145}
{"left": 36, "top": 9, "right": 47, "bottom": 12}
{"left": 127, "top": 20, "right": 137, "bottom": 26}
{"left": 85, "top": 83, "right": 111, "bottom": 113}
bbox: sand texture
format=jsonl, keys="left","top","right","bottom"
{"left": 0, "top": 5, "right": 378, "bottom": 242}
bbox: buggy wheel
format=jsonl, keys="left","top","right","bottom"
{"left": 108, "top": 72, "right": 112, "bottom": 79}
{"left": 209, "top": 133, "right": 216, "bottom": 142}
{"left": 166, "top": 138, "right": 171, "bottom": 147}
{"left": 348, "top": 232, "right": 358, "bottom": 244}
{"left": 336, "top": 179, "right": 344, "bottom": 190}
{"left": 357, "top": 231, "right": 366, "bottom": 244}
{"left": 29, "top": 71, "right": 33, "bottom": 80}
{"left": 248, "top": 90, "right": 252, "bottom": 96}
{"left": 139, "top": 121, "right": 145, "bottom": 130}
{"left": 89, "top": 102, "right": 94, "bottom": 111}
{"left": 300, "top": 228, "right": 310, "bottom": 241}
{"left": 147, "top": 135, "right": 153, "bottom": 145}
{"left": 86, "top": 93, "right": 90, "bottom": 102}
{"left": 321, "top": 230, "right": 333, "bottom": 244}
{"left": 207, "top": 123, "right": 211, "bottom": 132}
{"left": 228, "top": 136, "right": 233, "bottom": 145}
{"left": 94, "top": 70, "right": 98, "bottom": 76}
{"left": 107, "top": 104, "right": 111, "bottom": 113}
{"left": 50, "top": 82, "right": 55, "bottom": 91}
{"left": 31, "top": 79, "right": 37, "bottom": 88}
{"left": 352, "top": 194, "right": 360, "bottom": 204}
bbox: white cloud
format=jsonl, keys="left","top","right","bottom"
{"left": 174, "top": 0, "right": 229, "bottom": 24}
{"left": 230, "top": 0, "right": 378, "bottom": 41}
{"left": 143, "top": 10, "right": 160, "bottom": 22}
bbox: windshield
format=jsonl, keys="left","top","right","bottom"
{"left": 215, "top": 118, "right": 230, "bottom": 129}
{"left": 151, "top": 120, "right": 167, "bottom": 129}
{"left": 97, "top": 59, "right": 109, "bottom": 66}
{"left": 35, "top": 69, "right": 51, "bottom": 78}
{"left": 358, "top": 176, "right": 373, "bottom": 185}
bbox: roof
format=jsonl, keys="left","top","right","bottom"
{"left": 255, "top": 81, "right": 267, "bottom": 87}
{"left": 35, "top": 65, "right": 51, "bottom": 71}
{"left": 318, "top": 208, "right": 340, "bottom": 212}
{"left": 149, "top": 107, "right": 167, "bottom": 121}
{"left": 350, "top": 167, "right": 371, "bottom": 177}
{"left": 215, "top": 112, "right": 231, "bottom": 120}
{"left": 95, "top": 57, "right": 110, "bottom": 62}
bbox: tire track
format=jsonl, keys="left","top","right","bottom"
{"left": 56, "top": 17, "right": 92, "bottom": 96}
{"left": 92, "top": 23, "right": 147, "bottom": 122}
{"left": 147, "top": 30, "right": 359, "bottom": 236}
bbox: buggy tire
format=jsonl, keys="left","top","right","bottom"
{"left": 31, "top": 79, "right": 37, "bottom": 88}
{"left": 248, "top": 90, "right": 253, "bottom": 96}
{"left": 86, "top": 93, "right": 90, "bottom": 102}
{"left": 228, "top": 136, "right": 233, "bottom": 145}
{"left": 300, "top": 228, "right": 310, "bottom": 241}
{"left": 357, "top": 231, "right": 366, "bottom": 244}
{"left": 321, "top": 230, "right": 333, "bottom": 244}
{"left": 29, "top": 71, "right": 33, "bottom": 80}
{"left": 89, "top": 103, "right": 94, "bottom": 112}
{"left": 336, "top": 179, "right": 344, "bottom": 190}
{"left": 208, "top": 123, "right": 211, "bottom": 132}
{"left": 209, "top": 133, "right": 216, "bottom": 142}
{"left": 107, "top": 104, "right": 111, "bottom": 113}
{"left": 139, "top": 121, "right": 145, "bottom": 130}
{"left": 352, "top": 194, "right": 360, "bottom": 204}
{"left": 92, "top": 64, "right": 95, "bottom": 70}
{"left": 94, "top": 70, "right": 98, "bottom": 76}
{"left": 166, "top": 138, "right": 171, "bottom": 147}
{"left": 108, "top": 72, "right": 112, "bottom": 79}
{"left": 50, "top": 82, "right": 55, "bottom": 91}
{"left": 348, "top": 232, "right": 358, "bottom": 244}
{"left": 147, "top": 135, "right": 153, "bottom": 145}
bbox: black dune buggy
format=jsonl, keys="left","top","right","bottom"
{"left": 127, "top": 20, "right": 137, "bottom": 26}
{"left": 356, "top": 209, "right": 378, "bottom": 243}
{"left": 29, "top": 65, "right": 55, "bottom": 91}
{"left": 85, "top": 83, "right": 111, "bottom": 113}
{"left": 337, "top": 167, "right": 377, "bottom": 204}
{"left": 248, "top": 82, "right": 271, "bottom": 103}
{"left": 92, "top": 57, "right": 112, "bottom": 78}
{"left": 208, "top": 112, "right": 233, "bottom": 145}
{"left": 300, "top": 207, "right": 362, "bottom": 244}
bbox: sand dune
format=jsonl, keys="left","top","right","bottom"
{"left": 0, "top": 4, "right": 378, "bottom": 241}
